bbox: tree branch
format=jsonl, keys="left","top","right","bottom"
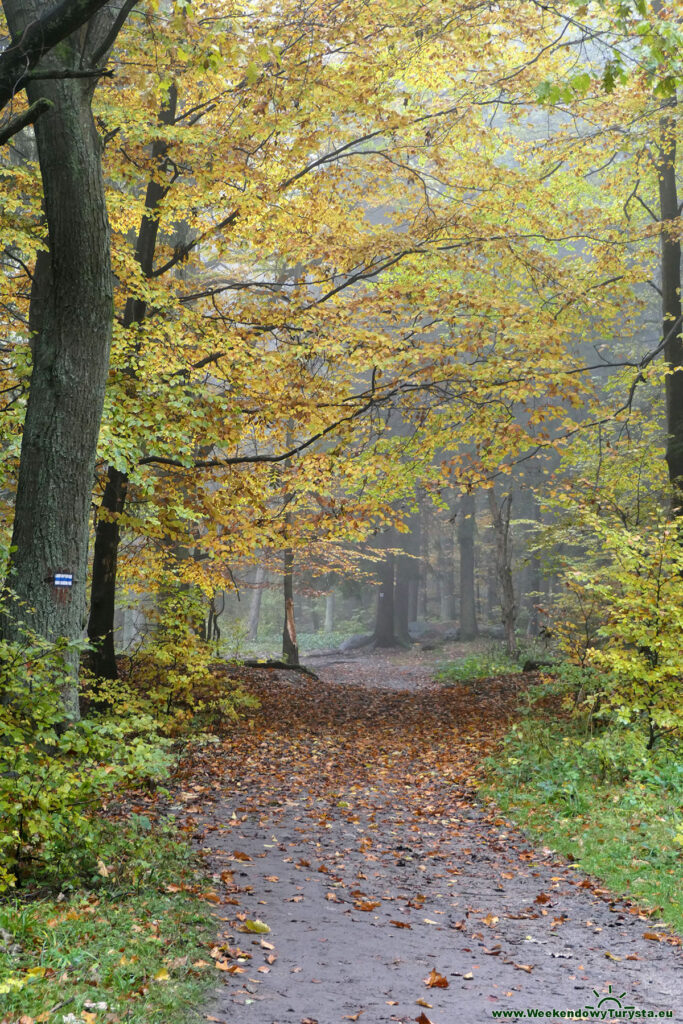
{"left": 0, "top": 0, "right": 113, "bottom": 109}
{"left": 0, "top": 96, "right": 51, "bottom": 144}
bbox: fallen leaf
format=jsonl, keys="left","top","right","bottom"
{"left": 482, "top": 913, "right": 499, "bottom": 927}
{"left": 416, "top": 1013, "right": 435, "bottom": 1024}
{"left": 423, "top": 968, "right": 449, "bottom": 989}
{"left": 389, "top": 920, "right": 412, "bottom": 929}
{"left": 416, "top": 998, "right": 433, "bottom": 1007}
{"left": 215, "top": 962, "right": 245, "bottom": 973}
{"left": 513, "top": 963, "right": 534, "bottom": 973}
{"left": 242, "top": 919, "right": 270, "bottom": 934}
{"left": 354, "top": 900, "right": 381, "bottom": 911}
{"left": 153, "top": 968, "right": 170, "bottom": 982}
{"left": 231, "top": 851, "right": 252, "bottom": 862}
{"left": 643, "top": 932, "right": 662, "bottom": 942}
{"left": 535, "top": 893, "right": 551, "bottom": 904}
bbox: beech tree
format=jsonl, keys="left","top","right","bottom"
{"left": 0, "top": 0, "right": 135, "bottom": 717}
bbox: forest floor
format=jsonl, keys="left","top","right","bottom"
{"left": 176, "top": 646, "right": 683, "bottom": 1024}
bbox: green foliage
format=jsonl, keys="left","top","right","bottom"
{"left": 556, "top": 512, "right": 683, "bottom": 745}
{"left": 0, "top": 635, "right": 172, "bottom": 891}
{"left": 485, "top": 715, "right": 683, "bottom": 931}
{"left": 436, "top": 648, "right": 520, "bottom": 685}
{"left": 0, "top": 821, "right": 216, "bottom": 1023}
{"left": 103, "top": 590, "right": 259, "bottom": 736}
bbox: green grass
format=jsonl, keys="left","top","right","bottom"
{"left": 436, "top": 648, "right": 521, "bottom": 684}
{"left": 0, "top": 822, "right": 217, "bottom": 1024}
{"left": 483, "top": 709, "right": 683, "bottom": 934}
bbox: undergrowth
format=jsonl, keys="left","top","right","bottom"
{"left": 483, "top": 670, "right": 683, "bottom": 934}
{"left": 0, "top": 820, "right": 216, "bottom": 1024}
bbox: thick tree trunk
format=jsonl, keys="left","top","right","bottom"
{"left": 282, "top": 547, "right": 299, "bottom": 665}
{"left": 374, "top": 551, "right": 396, "bottom": 647}
{"left": 458, "top": 491, "right": 478, "bottom": 640}
{"left": 0, "top": 3, "right": 121, "bottom": 718}
{"left": 86, "top": 87, "right": 178, "bottom": 678}
{"left": 658, "top": 96, "right": 683, "bottom": 503}
{"left": 488, "top": 488, "right": 517, "bottom": 656}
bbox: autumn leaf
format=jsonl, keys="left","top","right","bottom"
{"left": 242, "top": 919, "right": 271, "bottom": 933}
{"left": 423, "top": 968, "right": 449, "bottom": 988}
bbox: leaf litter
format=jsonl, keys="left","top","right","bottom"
{"left": 183, "top": 648, "right": 683, "bottom": 1022}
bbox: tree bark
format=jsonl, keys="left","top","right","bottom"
{"left": 324, "top": 591, "right": 335, "bottom": 633}
{"left": 282, "top": 547, "right": 299, "bottom": 665}
{"left": 458, "top": 491, "right": 478, "bottom": 640}
{"left": 0, "top": 0, "right": 126, "bottom": 718}
{"left": 0, "top": 0, "right": 114, "bottom": 110}
{"left": 657, "top": 96, "right": 683, "bottom": 504}
{"left": 488, "top": 487, "right": 517, "bottom": 656}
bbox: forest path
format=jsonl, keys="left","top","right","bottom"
{"left": 191, "top": 651, "right": 683, "bottom": 1024}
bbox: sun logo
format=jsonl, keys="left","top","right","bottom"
{"left": 584, "top": 985, "right": 634, "bottom": 1015}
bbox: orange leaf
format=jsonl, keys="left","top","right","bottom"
{"left": 423, "top": 968, "right": 449, "bottom": 988}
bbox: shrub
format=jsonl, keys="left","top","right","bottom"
{"left": 89, "top": 590, "right": 259, "bottom": 736}
{"left": 0, "top": 634, "right": 172, "bottom": 891}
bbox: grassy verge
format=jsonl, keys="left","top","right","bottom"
{"left": 481, "top": 684, "right": 683, "bottom": 934}
{"left": 0, "top": 821, "right": 217, "bottom": 1024}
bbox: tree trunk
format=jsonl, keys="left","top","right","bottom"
{"left": 282, "top": 547, "right": 299, "bottom": 665}
{"left": 247, "top": 564, "right": 265, "bottom": 641}
{"left": 85, "top": 467, "right": 127, "bottom": 680}
{"left": 458, "top": 491, "right": 478, "bottom": 640}
{"left": 488, "top": 487, "right": 517, "bottom": 656}
{"left": 658, "top": 96, "right": 683, "bottom": 504}
{"left": 373, "top": 551, "right": 396, "bottom": 646}
{"left": 395, "top": 554, "right": 412, "bottom": 645}
{"left": 417, "top": 508, "right": 430, "bottom": 620}
{"left": 86, "top": 86, "right": 179, "bottom": 679}
{"left": 324, "top": 591, "right": 335, "bottom": 633}
{"left": 441, "top": 524, "right": 457, "bottom": 621}
{"left": 0, "top": 1, "right": 124, "bottom": 718}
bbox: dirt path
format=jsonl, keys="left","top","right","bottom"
{"left": 188, "top": 654, "right": 683, "bottom": 1024}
